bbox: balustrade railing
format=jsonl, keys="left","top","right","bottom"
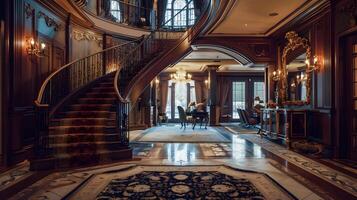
{"left": 34, "top": 0, "right": 212, "bottom": 159}
{"left": 113, "top": 0, "right": 211, "bottom": 95}
{"left": 97, "top": 0, "right": 155, "bottom": 29}
{"left": 34, "top": 39, "right": 140, "bottom": 157}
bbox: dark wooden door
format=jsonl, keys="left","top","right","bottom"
{"left": 344, "top": 34, "right": 357, "bottom": 161}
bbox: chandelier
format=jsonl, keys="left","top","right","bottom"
{"left": 170, "top": 69, "right": 192, "bottom": 82}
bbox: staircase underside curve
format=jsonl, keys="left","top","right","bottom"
{"left": 125, "top": 0, "right": 233, "bottom": 105}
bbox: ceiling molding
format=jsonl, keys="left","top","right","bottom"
{"left": 204, "top": 0, "right": 238, "bottom": 36}
{"left": 206, "top": 0, "right": 326, "bottom": 37}
{"left": 191, "top": 44, "right": 253, "bottom": 65}
{"left": 270, "top": 0, "right": 330, "bottom": 38}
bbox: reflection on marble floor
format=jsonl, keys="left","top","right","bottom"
{"left": 4, "top": 124, "right": 356, "bottom": 200}
{"left": 131, "top": 135, "right": 266, "bottom": 162}
{"left": 237, "top": 133, "right": 357, "bottom": 198}
{"left": 131, "top": 125, "right": 230, "bottom": 143}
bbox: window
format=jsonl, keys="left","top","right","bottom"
{"left": 166, "top": 84, "right": 172, "bottom": 120}
{"left": 110, "top": 0, "right": 121, "bottom": 22}
{"left": 232, "top": 82, "right": 246, "bottom": 119}
{"left": 164, "top": 0, "right": 195, "bottom": 28}
{"left": 166, "top": 80, "right": 195, "bottom": 120}
{"left": 254, "top": 82, "right": 265, "bottom": 103}
{"left": 174, "top": 81, "right": 188, "bottom": 119}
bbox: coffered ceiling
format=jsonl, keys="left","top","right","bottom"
{"left": 208, "top": 0, "right": 323, "bottom": 36}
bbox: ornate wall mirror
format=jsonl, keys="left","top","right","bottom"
{"left": 281, "top": 31, "right": 312, "bottom": 106}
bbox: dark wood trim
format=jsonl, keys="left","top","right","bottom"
{"left": 0, "top": 1, "right": 5, "bottom": 167}
{"left": 193, "top": 36, "right": 275, "bottom": 64}
{"left": 65, "top": 14, "right": 72, "bottom": 63}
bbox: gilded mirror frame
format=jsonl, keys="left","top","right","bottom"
{"left": 281, "top": 31, "right": 312, "bottom": 106}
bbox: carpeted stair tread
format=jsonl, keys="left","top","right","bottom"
{"left": 58, "top": 110, "right": 116, "bottom": 115}
{"left": 48, "top": 133, "right": 119, "bottom": 142}
{"left": 90, "top": 88, "right": 115, "bottom": 93}
{"left": 97, "top": 82, "right": 113, "bottom": 86}
{"left": 49, "top": 132, "right": 113, "bottom": 135}
{"left": 54, "top": 148, "right": 131, "bottom": 160}
{"left": 50, "top": 141, "right": 122, "bottom": 147}
{"left": 68, "top": 104, "right": 114, "bottom": 111}
{"left": 49, "top": 125, "right": 116, "bottom": 134}
{"left": 30, "top": 74, "right": 132, "bottom": 170}
{"left": 51, "top": 117, "right": 115, "bottom": 121}
{"left": 77, "top": 98, "right": 116, "bottom": 104}
{"left": 91, "top": 86, "right": 115, "bottom": 89}
{"left": 49, "top": 125, "right": 116, "bottom": 129}
{"left": 50, "top": 141, "right": 125, "bottom": 153}
{"left": 50, "top": 118, "right": 116, "bottom": 126}
{"left": 78, "top": 97, "right": 116, "bottom": 100}
{"left": 69, "top": 104, "right": 113, "bottom": 107}
{"left": 85, "top": 92, "right": 116, "bottom": 95}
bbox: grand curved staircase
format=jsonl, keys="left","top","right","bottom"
{"left": 30, "top": 0, "right": 225, "bottom": 170}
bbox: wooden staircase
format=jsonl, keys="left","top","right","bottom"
{"left": 31, "top": 0, "right": 216, "bottom": 170}
{"left": 31, "top": 75, "right": 132, "bottom": 169}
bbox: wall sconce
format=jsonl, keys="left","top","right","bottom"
{"left": 26, "top": 37, "right": 46, "bottom": 57}
{"left": 296, "top": 73, "right": 307, "bottom": 84}
{"left": 155, "top": 78, "right": 160, "bottom": 84}
{"left": 272, "top": 69, "right": 282, "bottom": 81}
{"left": 305, "top": 56, "right": 321, "bottom": 73}
{"left": 106, "top": 63, "right": 119, "bottom": 73}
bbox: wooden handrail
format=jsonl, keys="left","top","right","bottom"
{"left": 35, "top": 38, "right": 142, "bottom": 106}
{"left": 110, "top": 0, "right": 151, "bottom": 11}
{"left": 114, "top": 34, "right": 151, "bottom": 103}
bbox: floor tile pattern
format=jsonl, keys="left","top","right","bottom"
{"left": 237, "top": 133, "right": 357, "bottom": 197}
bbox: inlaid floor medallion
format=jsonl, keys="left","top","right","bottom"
{"left": 69, "top": 165, "right": 295, "bottom": 200}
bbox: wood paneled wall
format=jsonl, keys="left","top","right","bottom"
{"left": 333, "top": 0, "right": 357, "bottom": 158}
{"left": 0, "top": 0, "right": 132, "bottom": 167}
{"left": 272, "top": 1, "right": 333, "bottom": 151}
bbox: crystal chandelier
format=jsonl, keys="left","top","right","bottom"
{"left": 170, "top": 69, "right": 192, "bottom": 82}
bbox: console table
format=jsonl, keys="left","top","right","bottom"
{"left": 260, "top": 108, "right": 307, "bottom": 147}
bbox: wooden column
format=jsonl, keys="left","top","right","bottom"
{"left": 207, "top": 65, "right": 220, "bottom": 126}
{"left": 142, "top": 85, "right": 152, "bottom": 128}
{"left": 151, "top": 79, "right": 158, "bottom": 126}
{"left": 267, "top": 64, "right": 275, "bottom": 102}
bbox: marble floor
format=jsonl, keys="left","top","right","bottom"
{"left": 1, "top": 124, "right": 356, "bottom": 200}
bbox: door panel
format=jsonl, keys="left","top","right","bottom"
{"left": 232, "top": 81, "right": 246, "bottom": 119}
{"left": 345, "top": 35, "right": 357, "bottom": 161}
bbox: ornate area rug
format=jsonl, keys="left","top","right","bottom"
{"left": 131, "top": 126, "right": 230, "bottom": 143}
{"left": 70, "top": 165, "right": 295, "bottom": 200}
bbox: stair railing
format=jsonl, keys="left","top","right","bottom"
{"left": 34, "top": 38, "right": 141, "bottom": 158}
{"left": 112, "top": 0, "right": 211, "bottom": 144}
{"left": 33, "top": 0, "right": 212, "bottom": 159}
{"left": 95, "top": 0, "right": 155, "bottom": 30}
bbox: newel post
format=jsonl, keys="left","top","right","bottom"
{"left": 116, "top": 100, "right": 130, "bottom": 146}
{"left": 30, "top": 102, "right": 56, "bottom": 170}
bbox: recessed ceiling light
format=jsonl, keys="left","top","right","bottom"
{"left": 269, "top": 12, "right": 279, "bottom": 17}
